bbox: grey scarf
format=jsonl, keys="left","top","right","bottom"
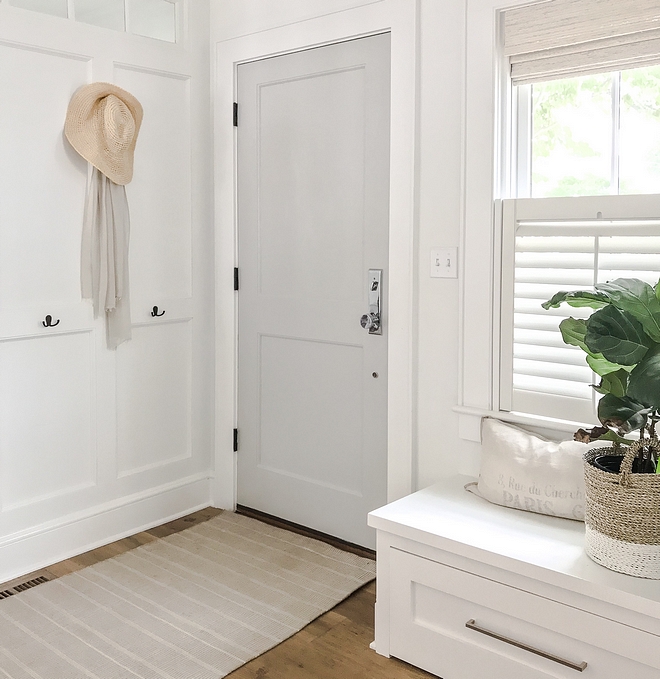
{"left": 81, "top": 166, "right": 132, "bottom": 349}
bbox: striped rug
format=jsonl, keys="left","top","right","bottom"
{"left": 0, "top": 512, "right": 376, "bottom": 678}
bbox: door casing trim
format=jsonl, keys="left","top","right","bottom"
{"left": 212, "top": 0, "right": 418, "bottom": 509}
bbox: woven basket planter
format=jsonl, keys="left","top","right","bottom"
{"left": 583, "top": 438, "right": 660, "bottom": 579}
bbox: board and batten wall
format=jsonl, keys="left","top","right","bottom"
{"left": 0, "top": 0, "right": 214, "bottom": 584}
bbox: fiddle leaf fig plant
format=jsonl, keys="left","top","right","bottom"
{"left": 542, "top": 277, "right": 660, "bottom": 473}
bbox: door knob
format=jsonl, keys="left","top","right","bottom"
{"left": 360, "top": 313, "right": 380, "bottom": 332}
{"left": 360, "top": 269, "right": 383, "bottom": 335}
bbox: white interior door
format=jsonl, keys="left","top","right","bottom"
{"left": 237, "top": 34, "right": 390, "bottom": 549}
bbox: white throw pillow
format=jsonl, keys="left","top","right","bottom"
{"left": 475, "top": 418, "right": 588, "bottom": 521}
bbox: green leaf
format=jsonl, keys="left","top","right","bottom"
{"left": 542, "top": 290, "right": 610, "bottom": 310}
{"left": 627, "top": 348, "right": 660, "bottom": 408}
{"left": 558, "top": 318, "right": 632, "bottom": 375}
{"left": 585, "top": 306, "right": 651, "bottom": 365}
{"left": 592, "top": 369, "right": 629, "bottom": 397}
{"left": 656, "top": 279, "right": 660, "bottom": 303}
{"left": 597, "top": 394, "right": 652, "bottom": 434}
{"left": 586, "top": 354, "right": 634, "bottom": 376}
{"left": 558, "top": 317, "right": 589, "bottom": 351}
{"left": 596, "top": 278, "right": 660, "bottom": 343}
{"left": 596, "top": 429, "right": 634, "bottom": 445}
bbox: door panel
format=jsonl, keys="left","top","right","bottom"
{"left": 258, "top": 335, "right": 364, "bottom": 494}
{"left": 237, "top": 34, "right": 390, "bottom": 548}
{"left": 257, "top": 66, "right": 366, "bottom": 302}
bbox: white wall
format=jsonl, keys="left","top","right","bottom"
{"left": 415, "top": 0, "right": 466, "bottom": 485}
{"left": 0, "top": 0, "right": 551, "bottom": 582}
{"left": 212, "top": 0, "right": 388, "bottom": 39}
{"left": 0, "top": 0, "right": 214, "bottom": 583}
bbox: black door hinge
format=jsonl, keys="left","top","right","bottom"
{"left": 233, "top": 428, "right": 239, "bottom": 452}
{"left": 233, "top": 102, "right": 238, "bottom": 127}
{"left": 234, "top": 267, "right": 239, "bottom": 291}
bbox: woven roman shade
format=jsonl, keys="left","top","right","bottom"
{"left": 504, "top": 0, "right": 660, "bottom": 84}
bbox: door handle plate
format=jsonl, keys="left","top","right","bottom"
{"left": 360, "top": 269, "right": 382, "bottom": 335}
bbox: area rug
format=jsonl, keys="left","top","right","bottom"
{"left": 0, "top": 512, "right": 376, "bottom": 678}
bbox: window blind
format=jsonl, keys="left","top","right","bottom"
{"left": 504, "top": 0, "right": 660, "bottom": 84}
{"left": 500, "top": 201, "right": 660, "bottom": 423}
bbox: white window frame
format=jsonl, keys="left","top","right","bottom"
{"left": 458, "top": 0, "right": 660, "bottom": 444}
{"left": 499, "top": 193, "right": 660, "bottom": 427}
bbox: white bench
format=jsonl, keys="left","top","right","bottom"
{"left": 368, "top": 475, "right": 660, "bottom": 678}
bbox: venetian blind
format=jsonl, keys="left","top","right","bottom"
{"left": 503, "top": 0, "right": 660, "bottom": 84}
{"left": 500, "top": 200, "right": 660, "bottom": 424}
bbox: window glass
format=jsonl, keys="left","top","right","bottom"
{"left": 619, "top": 65, "right": 660, "bottom": 195}
{"left": 531, "top": 74, "right": 612, "bottom": 198}
{"left": 9, "top": 0, "right": 67, "bottom": 18}
{"left": 128, "top": 0, "right": 177, "bottom": 43}
{"left": 75, "top": 0, "right": 125, "bottom": 31}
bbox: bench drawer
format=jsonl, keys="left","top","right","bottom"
{"left": 389, "top": 548, "right": 659, "bottom": 679}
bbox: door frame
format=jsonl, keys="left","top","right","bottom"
{"left": 212, "top": 0, "right": 418, "bottom": 510}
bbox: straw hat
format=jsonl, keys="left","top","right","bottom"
{"left": 65, "top": 82, "right": 143, "bottom": 185}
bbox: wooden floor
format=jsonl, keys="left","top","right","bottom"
{"left": 1, "top": 508, "right": 436, "bottom": 679}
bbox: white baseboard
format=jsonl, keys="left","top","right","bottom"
{"left": 0, "top": 474, "right": 212, "bottom": 584}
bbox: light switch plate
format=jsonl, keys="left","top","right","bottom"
{"left": 430, "top": 247, "right": 458, "bottom": 278}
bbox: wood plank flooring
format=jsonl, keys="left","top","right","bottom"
{"left": 0, "top": 508, "right": 436, "bottom": 679}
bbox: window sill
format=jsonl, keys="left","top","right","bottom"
{"left": 453, "top": 405, "right": 592, "bottom": 443}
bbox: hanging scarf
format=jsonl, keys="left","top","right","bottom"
{"left": 81, "top": 166, "right": 132, "bottom": 349}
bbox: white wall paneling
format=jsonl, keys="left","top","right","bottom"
{"left": 116, "top": 319, "right": 192, "bottom": 479}
{"left": 212, "top": 0, "right": 419, "bottom": 509}
{"left": 118, "top": 64, "right": 193, "bottom": 306}
{"left": 0, "top": 331, "right": 96, "bottom": 511}
{"left": 0, "top": 44, "right": 89, "bottom": 315}
{"left": 0, "top": 0, "right": 213, "bottom": 583}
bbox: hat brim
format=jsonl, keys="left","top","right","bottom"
{"left": 65, "top": 82, "right": 143, "bottom": 185}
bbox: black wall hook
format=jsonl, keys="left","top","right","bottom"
{"left": 42, "top": 315, "right": 60, "bottom": 328}
{"left": 151, "top": 306, "right": 165, "bottom": 317}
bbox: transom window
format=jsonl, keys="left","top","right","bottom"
{"left": 6, "top": 0, "right": 179, "bottom": 43}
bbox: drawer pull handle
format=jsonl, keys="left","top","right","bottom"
{"left": 465, "top": 619, "right": 587, "bottom": 672}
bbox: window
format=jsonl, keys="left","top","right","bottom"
{"left": 500, "top": 195, "right": 660, "bottom": 423}
{"left": 499, "top": 1, "right": 660, "bottom": 425}
{"left": 8, "top": 0, "right": 179, "bottom": 42}
{"left": 517, "top": 66, "right": 660, "bottom": 199}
